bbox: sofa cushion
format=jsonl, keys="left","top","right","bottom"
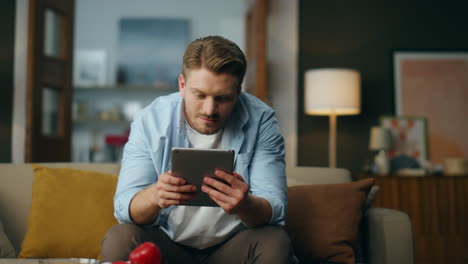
{"left": 0, "top": 220, "right": 16, "bottom": 258}
{"left": 18, "top": 165, "right": 119, "bottom": 259}
{"left": 284, "top": 178, "right": 374, "bottom": 264}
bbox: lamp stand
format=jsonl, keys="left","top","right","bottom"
{"left": 329, "top": 113, "right": 337, "bottom": 168}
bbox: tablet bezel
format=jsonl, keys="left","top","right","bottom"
{"left": 171, "top": 148, "right": 235, "bottom": 207}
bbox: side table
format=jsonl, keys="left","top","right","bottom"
{"left": 361, "top": 174, "right": 468, "bottom": 264}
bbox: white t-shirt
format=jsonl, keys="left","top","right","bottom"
{"left": 166, "top": 123, "right": 244, "bottom": 249}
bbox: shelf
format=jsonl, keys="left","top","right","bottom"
{"left": 71, "top": 85, "right": 176, "bottom": 163}
{"left": 73, "top": 119, "right": 130, "bottom": 129}
{"left": 74, "top": 85, "right": 178, "bottom": 93}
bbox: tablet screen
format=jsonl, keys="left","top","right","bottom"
{"left": 171, "top": 148, "right": 235, "bottom": 207}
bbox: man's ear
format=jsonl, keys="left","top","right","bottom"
{"left": 178, "top": 74, "right": 186, "bottom": 97}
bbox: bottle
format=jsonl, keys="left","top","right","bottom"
{"left": 374, "top": 149, "right": 389, "bottom": 175}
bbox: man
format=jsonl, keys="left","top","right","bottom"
{"left": 102, "top": 36, "right": 294, "bottom": 263}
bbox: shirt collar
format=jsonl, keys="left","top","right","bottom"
{"left": 177, "top": 97, "right": 187, "bottom": 137}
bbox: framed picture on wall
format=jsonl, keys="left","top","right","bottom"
{"left": 116, "top": 18, "right": 190, "bottom": 88}
{"left": 393, "top": 51, "right": 468, "bottom": 164}
{"left": 380, "top": 115, "right": 428, "bottom": 166}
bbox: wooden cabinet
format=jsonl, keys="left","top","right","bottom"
{"left": 363, "top": 175, "right": 468, "bottom": 264}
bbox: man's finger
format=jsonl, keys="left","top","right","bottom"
{"left": 209, "top": 195, "right": 234, "bottom": 213}
{"left": 215, "top": 170, "right": 247, "bottom": 190}
{"left": 202, "top": 184, "right": 233, "bottom": 204}
{"left": 160, "top": 173, "right": 186, "bottom": 185}
{"left": 160, "top": 182, "right": 197, "bottom": 193}
{"left": 160, "top": 196, "right": 197, "bottom": 208}
{"left": 214, "top": 170, "right": 238, "bottom": 185}
{"left": 203, "top": 177, "right": 233, "bottom": 195}
{"left": 160, "top": 190, "right": 197, "bottom": 201}
{"left": 233, "top": 172, "right": 245, "bottom": 182}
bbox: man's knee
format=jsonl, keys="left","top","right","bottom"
{"left": 252, "top": 226, "right": 292, "bottom": 251}
{"left": 239, "top": 226, "right": 293, "bottom": 263}
{"left": 101, "top": 223, "right": 149, "bottom": 262}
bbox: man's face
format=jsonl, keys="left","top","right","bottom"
{"left": 179, "top": 67, "right": 240, "bottom": 135}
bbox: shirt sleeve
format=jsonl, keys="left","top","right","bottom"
{"left": 114, "top": 114, "right": 158, "bottom": 224}
{"left": 249, "top": 110, "right": 287, "bottom": 226}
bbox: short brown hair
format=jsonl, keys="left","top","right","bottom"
{"left": 182, "top": 36, "right": 247, "bottom": 86}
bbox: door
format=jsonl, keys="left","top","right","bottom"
{"left": 25, "top": 0, "right": 74, "bottom": 162}
{"left": 245, "top": 0, "right": 267, "bottom": 102}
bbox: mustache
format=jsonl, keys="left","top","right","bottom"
{"left": 199, "top": 114, "right": 220, "bottom": 120}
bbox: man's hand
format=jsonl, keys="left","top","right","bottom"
{"left": 129, "top": 171, "right": 197, "bottom": 224}
{"left": 152, "top": 171, "right": 198, "bottom": 209}
{"left": 201, "top": 170, "right": 250, "bottom": 214}
{"left": 201, "top": 170, "right": 272, "bottom": 227}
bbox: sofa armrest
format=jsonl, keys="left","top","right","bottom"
{"left": 364, "top": 208, "right": 414, "bottom": 264}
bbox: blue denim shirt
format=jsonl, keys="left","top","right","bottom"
{"left": 114, "top": 92, "right": 287, "bottom": 230}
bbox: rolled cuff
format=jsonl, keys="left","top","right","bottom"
{"left": 114, "top": 188, "right": 140, "bottom": 224}
{"left": 259, "top": 194, "right": 286, "bottom": 226}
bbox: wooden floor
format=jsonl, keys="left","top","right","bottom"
{"left": 364, "top": 175, "right": 468, "bottom": 264}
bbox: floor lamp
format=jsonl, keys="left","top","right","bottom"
{"left": 304, "top": 68, "right": 361, "bottom": 168}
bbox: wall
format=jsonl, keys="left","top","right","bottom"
{"left": 0, "top": 0, "right": 16, "bottom": 162}
{"left": 298, "top": 3, "right": 468, "bottom": 175}
{"left": 266, "top": 0, "right": 298, "bottom": 167}
{"left": 75, "top": 0, "right": 246, "bottom": 85}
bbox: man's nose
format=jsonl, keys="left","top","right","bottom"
{"left": 202, "top": 98, "right": 217, "bottom": 116}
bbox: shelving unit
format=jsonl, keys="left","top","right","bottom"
{"left": 73, "top": 119, "right": 130, "bottom": 129}
{"left": 71, "top": 85, "right": 178, "bottom": 163}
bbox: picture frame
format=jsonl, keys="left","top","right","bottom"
{"left": 116, "top": 18, "right": 190, "bottom": 88}
{"left": 380, "top": 115, "right": 428, "bottom": 166}
{"left": 73, "top": 50, "right": 107, "bottom": 87}
{"left": 393, "top": 51, "right": 468, "bottom": 164}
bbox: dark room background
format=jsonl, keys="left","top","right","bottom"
{"left": 297, "top": 3, "right": 468, "bottom": 176}
{"left": 0, "top": 0, "right": 15, "bottom": 162}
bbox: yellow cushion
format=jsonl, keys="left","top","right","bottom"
{"left": 18, "top": 165, "right": 119, "bottom": 259}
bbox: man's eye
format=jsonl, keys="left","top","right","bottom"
{"left": 216, "top": 96, "right": 232, "bottom": 102}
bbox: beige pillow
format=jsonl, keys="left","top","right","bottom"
{"left": 0, "top": 220, "right": 16, "bottom": 258}
{"left": 285, "top": 178, "right": 374, "bottom": 264}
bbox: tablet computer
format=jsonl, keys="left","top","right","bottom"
{"left": 171, "top": 148, "right": 235, "bottom": 207}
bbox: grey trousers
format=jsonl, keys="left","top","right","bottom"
{"left": 101, "top": 223, "right": 295, "bottom": 264}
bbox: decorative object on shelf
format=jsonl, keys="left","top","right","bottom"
{"left": 389, "top": 154, "right": 421, "bottom": 174}
{"left": 304, "top": 68, "right": 361, "bottom": 168}
{"left": 369, "top": 126, "right": 392, "bottom": 175}
{"left": 443, "top": 157, "right": 468, "bottom": 176}
{"left": 420, "top": 160, "right": 443, "bottom": 175}
{"left": 380, "top": 115, "right": 428, "bottom": 169}
{"left": 98, "top": 107, "right": 122, "bottom": 121}
{"left": 88, "top": 132, "right": 106, "bottom": 163}
{"left": 73, "top": 50, "right": 107, "bottom": 87}
{"left": 105, "top": 129, "right": 130, "bottom": 163}
{"left": 72, "top": 101, "right": 89, "bottom": 121}
{"left": 394, "top": 51, "right": 468, "bottom": 164}
{"left": 396, "top": 168, "right": 426, "bottom": 177}
{"left": 117, "top": 18, "right": 190, "bottom": 87}
{"left": 123, "top": 101, "right": 143, "bottom": 121}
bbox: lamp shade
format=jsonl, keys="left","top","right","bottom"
{"left": 304, "top": 68, "right": 361, "bottom": 115}
{"left": 369, "top": 126, "right": 392, "bottom": 151}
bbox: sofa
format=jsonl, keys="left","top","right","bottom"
{"left": 0, "top": 163, "right": 414, "bottom": 264}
